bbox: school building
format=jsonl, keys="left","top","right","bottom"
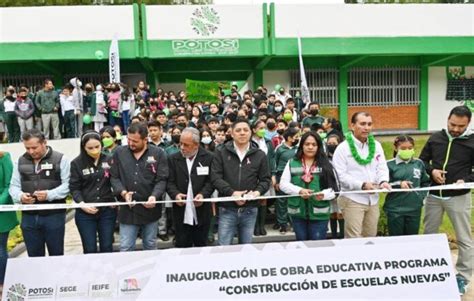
{"left": 1, "top": 3, "right": 473, "bottom": 131}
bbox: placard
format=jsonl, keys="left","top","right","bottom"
{"left": 2, "top": 234, "right": 458, "bottom": 300}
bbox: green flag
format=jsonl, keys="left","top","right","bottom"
{"left": 186, "top": 79, "right": 220, "bottom": 104}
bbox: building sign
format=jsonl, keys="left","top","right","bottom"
{"left": 191, "top": 6, "right": 220, "bottom": 37}
{"left": 172, "top": 39, "right": 239, "bottom": 56}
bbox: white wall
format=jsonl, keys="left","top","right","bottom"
{"left": 275, "top": 4, "right": 474, "bottom": 38}
{"left": 0, "top": 6, "right": 135, "bottom": 43}
{"left": 146, "top": 5, "right": 263, "bottom": 40}
{"left": 263, "top": 71, "right": 290, "bottom": 94}
{"left": 427, "top": 67, "right": 473, "bottom": 132}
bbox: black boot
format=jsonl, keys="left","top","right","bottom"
{"left": 338, "top": 219, "right": 345, "bottom": 239}
{"left": 259, "top": 205, "right": 267, "bottom": 236}
{"left": 330, "top": 218, "right": 338, "bottom": 239}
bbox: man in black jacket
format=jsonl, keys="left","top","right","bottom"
{"left": 419, "top": 105, "right": 473, "bottom": 295}
{"left": 167, "top": 127, "right": 214, "bottom": 248}
{"left": 110, "top": 122, "right": 168, "bottom": 252}
{"left": 211, "top": 119, "right": 271, "bottom": 245}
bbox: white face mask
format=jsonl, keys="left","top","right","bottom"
{"left": 201, "top": 136, "right": 212, "bottom": 145}
{"left": 274, "top": 106, "right": 282, "bottom": 112}
{"left": 224, "top": 98, "right": 231, "bottom": 104}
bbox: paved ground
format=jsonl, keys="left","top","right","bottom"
{"left": 12, "top": 217, "right": 474, "bottom": 300}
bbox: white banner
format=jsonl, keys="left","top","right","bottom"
{"left": 298, "top": 37, "right": 311, "bottom": 104}
{"left": 109, "top": 37, "right": 121, "bottom": 84}
{"left": 2, "top": 234, "right": 458, "bottom": 300}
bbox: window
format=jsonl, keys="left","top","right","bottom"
{"left": 1, "top": 74, "right": 53, "bottom": 94}
{"left": 290, "top": 68, "right": 339, "bottom": 107}
{"left": 348, "top": 67, "right": 419, "bottom": 106}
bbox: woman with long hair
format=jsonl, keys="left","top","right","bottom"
{"left": 279, "top": 131, "right": 338, "bottom": 241}
{"left": 69, "top": 131, "right": 117, "bottom": 253}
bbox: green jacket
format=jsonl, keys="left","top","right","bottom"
{"left": 384, "top": 157, "right": 431, "bottom": 214}
{"left": 0, "top": 152, "right": 19, "bottom": 233}
{"left": 275, "top": 143, "right": 297, "bottom": 175}
{"left": 165, "top": 144, "right": 180, "bottom": 156}
{"left": 35, "top": 89, "right": 59, "bottom": 114}
{"left": 253, "top": 138, "right": 277, "bottom": 176}
{"left": 287, "top": 159, "right": 332, "bottom": 221}
{"left": 302, "top": 115, "right": 325, "bottom": 128}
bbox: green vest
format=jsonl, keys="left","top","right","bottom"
{"left": 287, "top": 159, "right": 330, "bottom": 221}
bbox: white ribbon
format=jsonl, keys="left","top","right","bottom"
{"left": 0, "top": 183, "right": 472, "bottom": 212}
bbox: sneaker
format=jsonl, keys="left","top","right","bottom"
{"left": 279, "top": 225, "right": 287, "bottom": 234}
{"left": 456, "top": 274, "right": 469, "bottom": 296}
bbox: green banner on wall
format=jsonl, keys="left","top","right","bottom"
{"left": 185, "top": 79, "right": 220, "bottom": 104}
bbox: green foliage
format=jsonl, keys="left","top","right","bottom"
{"left": 0, "top": 0, "right": 184, "bottom": 7}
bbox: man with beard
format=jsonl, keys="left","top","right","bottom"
{"left": 110, "top": 122, "right": 168, "bottom": 251}
{"left": 167, "top": 128, "right": 214, "bottom": 247}
{"left": 419, "top": 105, "right": 473, "bottom": 295}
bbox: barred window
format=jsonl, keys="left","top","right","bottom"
{"left": 63, "top": 73, "right": 109, "bottom": 87}
{"left": 290, "top": 68, "right": 339, "bottom": 107}
{"left": 1, "top": 74, "right": 53, "bottom": 94}
{"left": 348, "top": 67, "right": 420, "bottom": 106}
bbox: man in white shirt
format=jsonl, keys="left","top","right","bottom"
{"left": 332, "top": 112, "right": 391, "bottom": 238}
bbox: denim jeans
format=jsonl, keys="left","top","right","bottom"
{"left": 119, "top": 221, "right": 158, "bottom": 252}
{"left": 292, "top": 217, "right": 328, "bottom": 241}
{"left": 218, "top": 206, "right": 258, "bottom": 245}
{"left": 121, "top": 110, "right": 130, "bottom": 133}
{"left": 0, "top": 232, "right": 9, "bottom": 284}
{"left": 21, "top": 212, "right": 66, "bottom": 257}
{"left": 75, "top": 207, "right": 117, "bottom": 254}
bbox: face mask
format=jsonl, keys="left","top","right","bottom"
{"left": 115, "top": 132, "right": 122, "bottom": 140}
{"left": 319, "top": 132, "right": 327, "bottom": 140}
{"left": 277, "top": 129, "right": 285, "bottom": 135}
{"left": 102, "top": 137, "right": 114, "bottom": 148}
{"left": 172, "top": 135, "right": 180, "bottom": 144}
{"left": 274, "top": 106, "right": 282, "bottom": 113}
{"left": 256, "top": 129, "right": 266, "bottom": 138}
{"left": 279, "top": 90, "right": 285, "bottom": 95}
{"left": 201, "top": 136, "right": 212, "bottom": 145}
{"left": 177, "top": 122, "right": 187, "bottom": 128}
{"left": 86, "top": 148, "right": 101, "bottom": 159}
{"left": 291, "top": 139, "right": 299, "bottom": 147}
{"left": 326, "top": 145, "right": 337, "bottom": 155}
{"left": 224, "top": 98, "right": 232, "bottom": 104}
{"left": 283, "top": 112, "right": 292, "bottom": 122}
{"left": 398, "top": 149, "right": 415, "bottom": 161}
{"left": 267, "top": 122, "right": 276, "bottom": 130}
{"left": 310, "top": 109, "right": 319, "bottom": 116}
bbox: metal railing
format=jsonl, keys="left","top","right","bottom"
{"left": 348, "top": 67, "right": 420, "bottom": 106}
{"left": 290, "top": 68, "right": 339, "bottom": 107}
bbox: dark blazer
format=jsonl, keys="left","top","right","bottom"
{"left": 166, "top": 147, "right": 214, "bottom": 226}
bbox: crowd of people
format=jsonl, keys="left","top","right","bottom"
{"left": 0, "top": 78, "right": 473, "bottom": 295}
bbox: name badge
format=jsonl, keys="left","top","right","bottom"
{"left": 147, "top": 156, "right": 156, "bottom": 164}
{"left": 101, "top": 162, "right": 111, "bottom": 170}
{"left": 197, "top": 166, "right": 209, "bottom": 176}
{"left": 41, "top": 163, "right": 53, "bottom": 170}
{"left": 82, "top": 168, "right": 90, "bottom": 175}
